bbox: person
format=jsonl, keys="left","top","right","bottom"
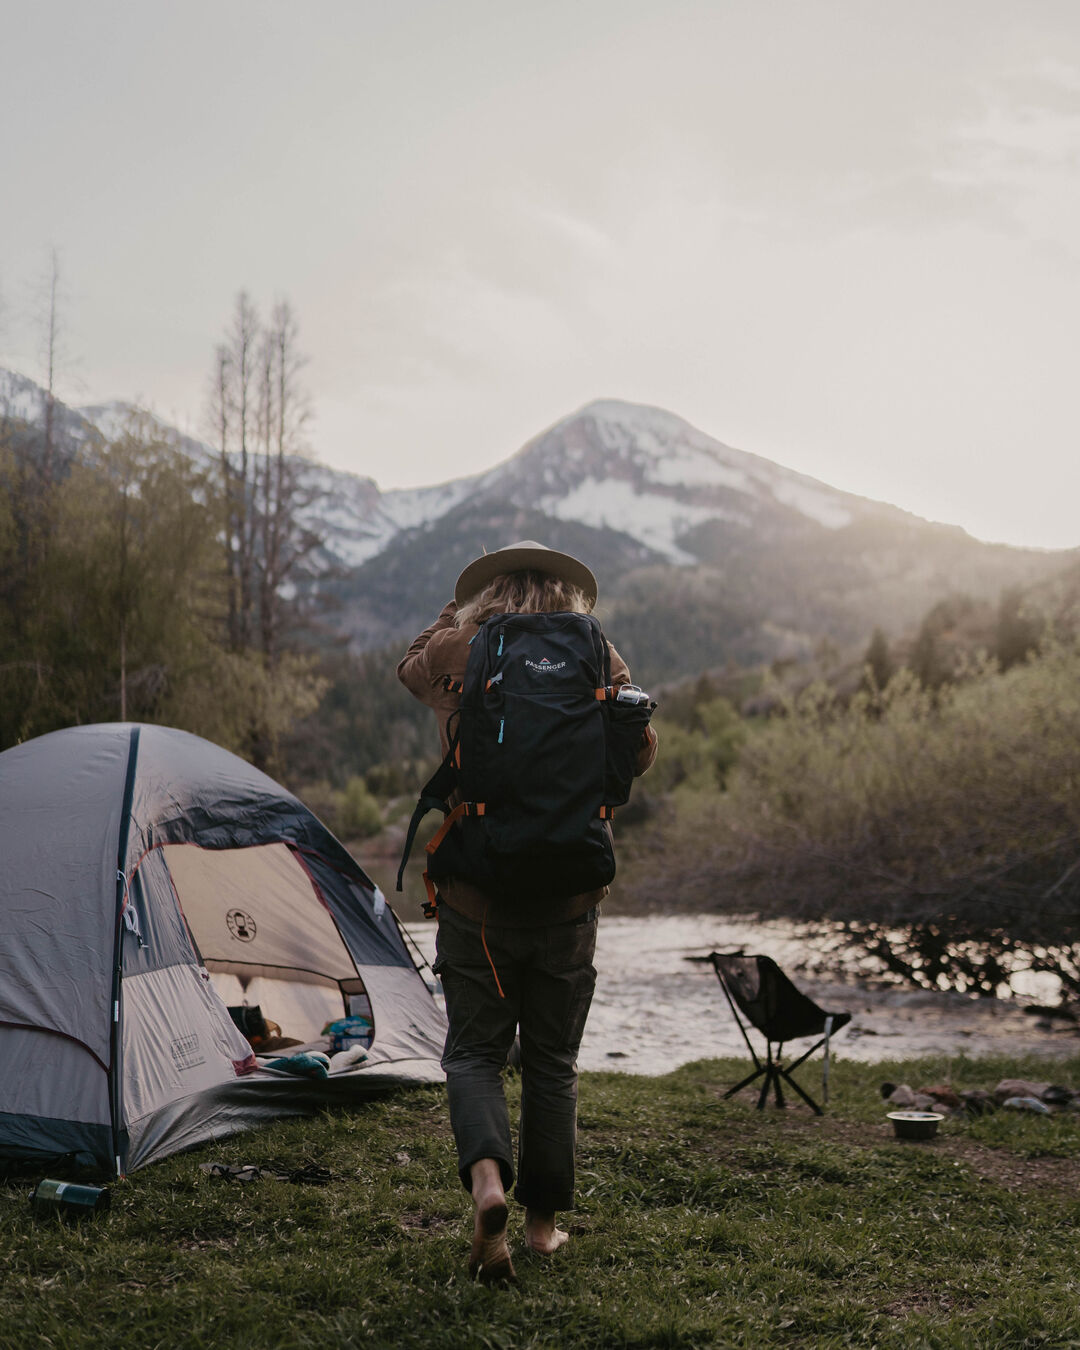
{"left": 397, "top": 540, "right": 657, "bottom": 1282}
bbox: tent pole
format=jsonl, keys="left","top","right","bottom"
{"left": 396, "top": 911, "right": 436, "bottom": 980}
{"left": 108, "top": 724, "right": 141, "bottom": 1179}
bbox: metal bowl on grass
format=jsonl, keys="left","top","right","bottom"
{"left": 888, "top": 1110, "right": 945, "bottom": 1140}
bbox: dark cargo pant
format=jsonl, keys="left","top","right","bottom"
{"left": 432, "top": 903, "right": 598, "bottom": 1213}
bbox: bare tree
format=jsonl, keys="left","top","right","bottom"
{"left": 258, "top": 298, "right": 314, "bottom": 665}
{"left": 0, "top": 272, "right": 7, "bottom": 379}
{"left": 38, "top": 248, "right": 63, "bottom": 494}
{"left": 232, "top": 291, "right": 259, "bottom": 650}
{"left": 206, "top": 292, "right": 321, "bottom": 768}
{"left": 208, "top": 291, "right": 260, "bottom": 651}
{"left": 210, "top": 342, "right": 239, "bottom": 646}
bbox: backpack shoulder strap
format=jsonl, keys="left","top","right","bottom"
{"left": 594, "top": 616, "right": 613, "bottom": 686}
{"left": 396, "top": 709, "right": 461, "bottom": 892}
{"left": 396, "top": 615, "right": 495, "bottom": 893}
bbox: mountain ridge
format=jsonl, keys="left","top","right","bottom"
{"left": 0, "top": 366, "right": 990, "bottom": 563}
{"left": 2, "top": 368, "right": 1068, "bottom": 684}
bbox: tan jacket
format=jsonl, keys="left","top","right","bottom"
{"left": 398, "top": 601, "right": 658, "bottom": 925}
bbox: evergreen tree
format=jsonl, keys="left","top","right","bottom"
{"left": 861, "top": 626, "right": 894, "bottom": 692}
{"left": 995, "top": 586, "right": 1041, "bottom": 671}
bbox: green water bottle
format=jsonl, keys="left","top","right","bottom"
{"left": 29, "top": 1179, "right": 111, "bottom": 1221}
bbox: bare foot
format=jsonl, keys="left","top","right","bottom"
{"left": 524, "top": 1208, "right": 570, "bottom": 1255}
{"left": 468, "top": 1161, "right": 516, "bottom": 1284}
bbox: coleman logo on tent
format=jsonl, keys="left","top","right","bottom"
{"left": 524, "top": 657, "right": 566, "bottom": 672}
{"left": 226, "top": 909, "right": 257, "bottom": 942}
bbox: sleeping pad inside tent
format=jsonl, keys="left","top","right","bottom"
{"left": 0, "top": 723, "right": 447, "bottom": 1177}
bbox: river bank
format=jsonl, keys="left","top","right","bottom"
{"left": 402, "top": 913, "right": 1080, "bottom": 1073}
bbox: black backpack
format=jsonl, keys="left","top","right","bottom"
{"left": 397, "top": 610, "right": 655, "bottom": 909}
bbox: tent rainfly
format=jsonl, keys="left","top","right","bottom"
{"left": 0, "top": 723, "right": 446, "bottom": 1177}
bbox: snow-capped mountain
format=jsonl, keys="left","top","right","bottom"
{"left": 0, "top": 367, "right": 107, "bottom": 453}
{"left": 413, "top": 398, "right": 901, "bottom": 563}
{"left": 2, "top": 369, "right": 1064, "bottom": 680}
{"left": 290, "top": 396, "right": 912, "bottom": 572}
{"left": 1, "top": 367, "right": 902, "bottom": 572}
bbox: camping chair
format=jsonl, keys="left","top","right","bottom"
{"left": 709, "top": 953, "right": 851, "bottom": 1115}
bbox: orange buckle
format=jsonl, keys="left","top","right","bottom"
{"left": 425, "top": 801, "right": 487, "bottom": 856}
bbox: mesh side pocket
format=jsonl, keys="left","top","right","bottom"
{"left": 603, "top": 702, "right": 653, "bottom": 806}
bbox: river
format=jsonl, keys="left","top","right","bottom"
{"left": 402, "top": 913, "right": 1080, "bottom": 1075}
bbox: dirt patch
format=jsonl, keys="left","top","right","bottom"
{"left": 933, "top": 1137, "right": 1080, "bottom": 1192}
{"left": 763, "top": 1109, "right": 1080, "bottom": 1193}
{"left": 879, "top": 1290, "right": 973, "bottom": 1318}
{"left": 399, "top": 1210, "right": 449, "bottom": 1231}
{"left": 689, "top": 1080, "right": 1080, "bottom": 1191}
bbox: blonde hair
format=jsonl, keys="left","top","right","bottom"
{"left": 455, "top": 569, "right": 594, "bottom": 628}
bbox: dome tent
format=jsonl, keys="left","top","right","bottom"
{"left": 0, "top": 723, "right": 446, "bottom": 1177}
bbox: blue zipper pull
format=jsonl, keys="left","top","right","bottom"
{"left": 497, "top": 718, "right": 505, "bottom": 744}
{"left": 497, "top": 630, "right": 504, "bottom": 657}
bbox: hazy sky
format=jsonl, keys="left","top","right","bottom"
{"left": 3, "top": 1, "right": 1080, "bottom": 548}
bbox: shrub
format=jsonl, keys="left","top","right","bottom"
{"left": 339, "top": 775, "right": 383, "bottom": 840}
{"left": 658, "top": 639, "right": 1080, "bottom": 998}
{"left": 298, "top": 776, "right": 384, "bottom": 841}
{"left": 649, "top": 697, "right": 745, "bottom": 794}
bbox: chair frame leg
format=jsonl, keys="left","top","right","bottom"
{"left": 723, "top": 1064, "right": 767, "bottom": 1100}
{"left": 717, "top": 977, "right": 762, "bottom": 1073}
{"left": 726, "top": 1035, "right": 826, "bottom": 1116}
{"left": 778, "top": 1068, "right": 823, "bottom": 1116}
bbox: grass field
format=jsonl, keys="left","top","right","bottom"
{"left": 4, "top": 1053, "right": 1080, "bottom": 1349}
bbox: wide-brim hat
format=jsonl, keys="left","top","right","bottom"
{"left": 454, "top": 540, "right": 598, "bottom": 607}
